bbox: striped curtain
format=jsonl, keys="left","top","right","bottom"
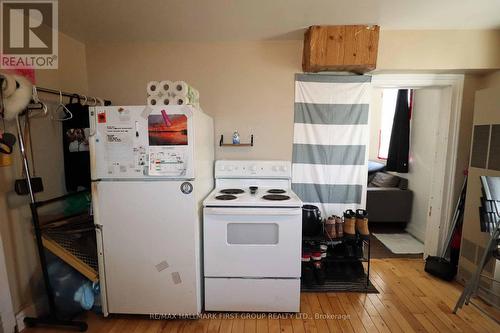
{"left": 292, "top": 74, "right": 371, "bottom": 217}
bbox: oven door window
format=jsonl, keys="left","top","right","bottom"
{"left": 227, "top": 223, "right": 279, "bottom": 245}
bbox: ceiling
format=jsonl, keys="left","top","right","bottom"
{"left": 59, "top": 0, "right": 500, "bottom": 42}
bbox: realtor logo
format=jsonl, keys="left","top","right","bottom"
{"left": 1, "top": 0, "right": 58, "bottom": 69}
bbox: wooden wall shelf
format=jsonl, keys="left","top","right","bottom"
{"left": 219, "top": 134, "right": 254, "bottom": 147}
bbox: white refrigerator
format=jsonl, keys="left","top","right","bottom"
{"left": 89, "top": 105, "right": 214, "bottom": 316}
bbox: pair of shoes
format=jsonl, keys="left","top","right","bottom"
{"left": 302, "top": 250, "right": 326, "bottom": 286}
{"left": 343, "top": 209, "right": 370, "bottom": 239}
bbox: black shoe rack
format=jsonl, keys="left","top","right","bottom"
{"left": 300, "top": 234, "right": 377, "bottom": 293}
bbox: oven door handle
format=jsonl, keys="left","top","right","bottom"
{"left": 204, "top": 207, "right": 302, "bottom": 216}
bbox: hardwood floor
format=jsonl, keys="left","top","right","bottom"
{"left": 24, "top": 259, "right": 500, "bottom": 333}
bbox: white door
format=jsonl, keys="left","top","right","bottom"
{"left": 93, "top": 180, "right": 201, "bottom": 315}
{"left": 404, "top": 89, "right": 442, "bottom": 241}
{"left": 203, "top": 207, "right": 302, "bottom": 278}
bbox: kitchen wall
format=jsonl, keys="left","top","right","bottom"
{"left": 86, "top": 29, "right": 500, "bottom": 162}
{"left": 86, "top": 41, "right": 302, "bottom": 161}
{"left": 378, "top": 30, "right": 500, "bottom": 71}
{"left": 0, "top": 32, "right": 89, "bottom": 313}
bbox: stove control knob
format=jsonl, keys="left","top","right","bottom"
{"left": 219, "top": 165, "right": 226, "bottom": 171}
{"left": 250, "top": 165, "right": 257, "bottom": 172}
{"left": 272, "top": 165, "right": 279, "bottom": 171}
{"left": 227, "top": 165, "right": 233, "bottom": 171}
{"left": 279, "top": 165, "right": 287, "bottom": 172}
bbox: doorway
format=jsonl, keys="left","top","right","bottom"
{"left": 370, "top": 74, "right": 464, "bottom": 257}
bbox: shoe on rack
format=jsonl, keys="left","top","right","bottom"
{"left": 335, "top": 216, "right": 343, "bottom": 238}
{"left": 343, "top": 210, "right": 356, "bottom": 238}
{"left": 355, "top": 209, "right": 370, "bottom": 240}
{"left": 325, "top": 216, "right": 337, "bottom": 239}
{"left": 312, "top": 259, "right": 326, "bottom": 285}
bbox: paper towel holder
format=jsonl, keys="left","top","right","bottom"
{"left": 219, "top": 134, "right": 253, "bottom": 147}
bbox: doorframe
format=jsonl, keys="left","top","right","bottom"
{"left": 0, "top": 229, "right": 16, "bottom": 333}
{"left": 371, "top": 74, "right": 464, "bottom": 257}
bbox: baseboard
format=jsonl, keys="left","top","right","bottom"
{"left": 15, "top": 298, "right": 46, "bottom": 332}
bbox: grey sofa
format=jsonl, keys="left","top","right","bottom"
{"left": 366, "top": 172, "right": 413, "bottom": 223}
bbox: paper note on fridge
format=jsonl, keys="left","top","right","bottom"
{"left": 105, "top": 125, "right": 134, "bottom": 173}
{"left": 91, "top": 105, "right": 195, "bottom": 179}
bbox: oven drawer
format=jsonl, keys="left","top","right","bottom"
{"left": 204, "top": 277, "right": 300, "bottom": 312}
{"left": 203, "top": 207, "right": 302, "bottom": 278}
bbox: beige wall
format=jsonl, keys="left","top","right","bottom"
{"left": 85, "top": 30, "right": 500, "bottom": 161}
{"left": 86, "top": 41, "right": 302, "bottom": 160}
{"left": 378, "top": 30, "right": 500, "bottom": 71}
{"left": 0, "top": 32, "right": 88, "bottom": 312}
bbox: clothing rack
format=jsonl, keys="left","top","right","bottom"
{"left": 14, "top": 87, "right": 112, "bottom": 331}
{"left": 34, "top": 86, "right": 112, "bottom": 106}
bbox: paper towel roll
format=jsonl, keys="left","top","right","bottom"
{"left": 159, "top": 80, "right": 173, "bottom": 95}
{"left": 161, "top": 96, "right": 172, "bottom": 106}
{"left": 173, "top": 95, "right": 187, "bottom": 105}
{"left": 173, "top": 81, "right": 189, "bottom": 96}
{"left": 146, "top": 81, "right": 160, "bottom": 95}
{"left": 147, "top": 95, "right": 159, "bottom": 106}
{"left": 0, "top": 74, "right": 17, "bottom": 98}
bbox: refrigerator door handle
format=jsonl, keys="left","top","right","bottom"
{"left": 89, "top": 108, "right": 97, "bottom": 137}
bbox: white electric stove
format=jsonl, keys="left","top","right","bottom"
{"left": 203, "top": 160, "right": 302, "bottom": 312}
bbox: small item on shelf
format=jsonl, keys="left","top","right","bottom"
{"left": 356, "top": 209, "right": 370, "bottom": 239}
{"left": 325, "top": 216, "right": 337, "bottom": 239}
{"left": 232, "top": 130, "right": 240, "bottom": 144}
{"left": 335, "top": 216, "right": 344, "bottom": 237}
{"left": 343, "top": 209, "right": 356, "bottom": 238}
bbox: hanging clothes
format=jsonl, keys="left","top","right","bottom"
{"left": 386, "top": 89, "right": 410, "bottom": 173}
{"left": 62, "top": 96, "right": 90, "bottom": 191}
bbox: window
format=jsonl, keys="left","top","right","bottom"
{"left": 378, "top": 89, "right": 398, "bottom": 159}
{"left": 378, "top": 89, "right": 412, "bottom": 160}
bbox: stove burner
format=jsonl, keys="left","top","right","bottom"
{"left": 262, "top": 194, "right": 290, "bottom": 201}
{"left": 215, "top": 194, "right": 238, "bottom": 200}
{"left": 220, "top": 189, "right": 245, "bottom": 195}
{"left": 267, "top": 189, "right": 286, "bottom": 194}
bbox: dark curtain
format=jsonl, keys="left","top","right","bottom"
{"left": 386, "top": 89, "right": 410, "bottom": 173}
{"left": 62, "top": 96, "right": 91, "bottom": 191}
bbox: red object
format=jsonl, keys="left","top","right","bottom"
{"left": 311, "top": 252, "right": 322, "bottom": 260}
{"left": 161, "top": 110, "right": 172, "bottom": 127}
{"left": 97, "top": 112, "right": 106, "bottom": 123}
{"left": 450, "top": 225, "right": 462, "bottom": 249}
